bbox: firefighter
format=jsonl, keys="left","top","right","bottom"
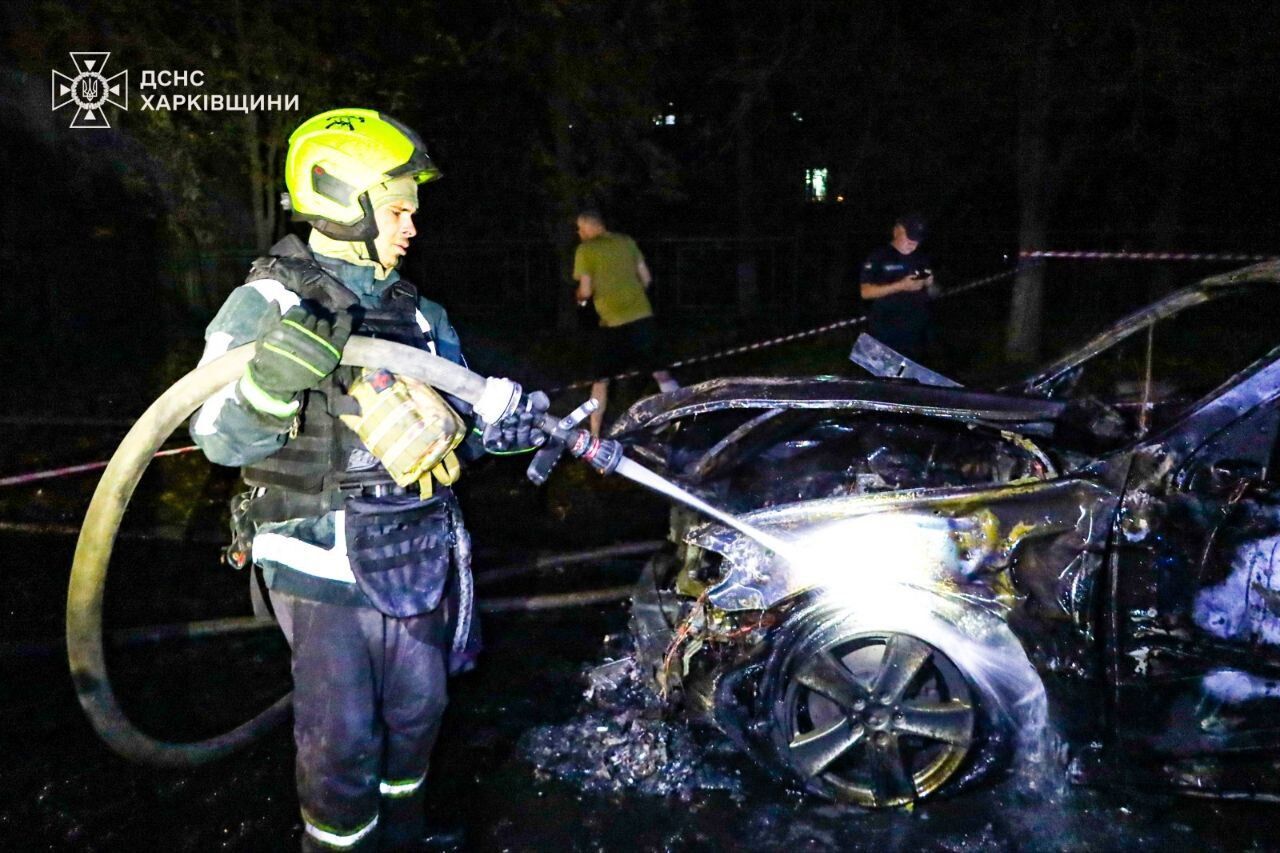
{"left": 191, "top": 108, "right": 546, "bottom": 851}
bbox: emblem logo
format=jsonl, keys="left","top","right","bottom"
{"left": 324, "top": 115, "right": 365, "bottom": 131}
{"left": 51, "top": 52, "right": 128, "bottom": 129}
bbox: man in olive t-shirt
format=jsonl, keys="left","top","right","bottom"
{"left": 573, "top": 210, "right": 678, "bottom": 435}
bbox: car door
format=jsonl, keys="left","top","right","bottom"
{"left": 1111, "top": 360, "right": 1280, "bottom": 756}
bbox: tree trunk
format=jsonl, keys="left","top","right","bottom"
{"left": 732, "top": 40, "right": 759, "bottom": 318}
{"left": 243, "top": 108, "right": 271, "bottom": 251}
{"left": 233, "top": 0, "right": 275, "bottom": 252}
{"left": 548, "top": 37, "right": 580, "bottom": 333}
{"left": 1148, "top": 163, "right": 1185, "bottom": 299}
{"left": 1006, "top": 1, "right": 1052, "bottom": 364}
{"left": 1007, "top": 201, "right": 1046, "bottom": 364}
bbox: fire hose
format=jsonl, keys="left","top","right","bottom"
{"left": 66, "top": 337, "right": 625, "bottom": 768}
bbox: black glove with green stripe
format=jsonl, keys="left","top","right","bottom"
{"left": 239, "top": 302, "right": 353, "bottom": 419}
{"left": 480, "top": 391, "right": 551, "bottom": 453}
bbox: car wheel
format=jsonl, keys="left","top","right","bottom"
{"left": 762, "top": 619, "right": 986, "bottom": 807}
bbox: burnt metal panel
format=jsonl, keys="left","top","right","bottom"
{"left": 848, "top": 333, "right": 963, "bottom": 387}
{"left": 608, "top": 377, "right": 1066, "bottom": 438}
{"left": 686, "top": 478, "right": 1116, "bottom": 631}
{"left": 1016, "top": 261, "right": 1280, "bottom": 397}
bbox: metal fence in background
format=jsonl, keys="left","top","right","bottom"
{"left": 186, "top": 235, "right": 1037, "bottom": 327}
{"left": 406, "top": 236, "right": 850, "bottom": 324}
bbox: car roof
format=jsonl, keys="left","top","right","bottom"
{"left": 1017, "top": 260, "right": 1280, "bottom": 394}
{"left": 608, "top": 376, "right": 1066, "bottom": 437}
{"left": 610, "top": 262, "right": 1280, "bottom": 439}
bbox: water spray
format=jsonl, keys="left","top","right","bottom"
{"left": 526, "top": 398, "right": 792, "bottom": 556}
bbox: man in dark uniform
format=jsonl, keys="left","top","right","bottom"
{"left": 191, "top": 108, "right": 545, "bottom": 851}
{"left": 858, "top": 213, "right": 939, "bottom": 361}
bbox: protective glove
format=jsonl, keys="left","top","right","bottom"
{"left": 238, "top": 302, "right": 352, "bottom": 419}
{"left": 480, "top": 391, "right": 551, "bottom": 453}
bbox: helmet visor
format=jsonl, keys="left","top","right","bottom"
{"left": 381, "top": 113, "right": 442, "bottom": 183}
{"left": 386, "top": 148, "right": 441, "bottom": 184}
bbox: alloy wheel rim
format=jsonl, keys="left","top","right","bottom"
{"left": 779, "top": 631, "right": 975, "bottom": 807}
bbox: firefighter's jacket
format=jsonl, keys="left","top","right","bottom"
{"left": 191, "top": 235, "right": 468, "bottom": 614}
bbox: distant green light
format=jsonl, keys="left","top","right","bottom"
{"left": 805, "top": 167, "right": 828, "bottom": 202}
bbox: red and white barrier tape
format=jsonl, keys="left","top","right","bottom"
{"left": 546, "top": 265, "right": 1025, "bottom": 393}
{"left": 0, "top": 446, "right": 199, "bottom": 488}
{"left": 1021, "top": 249, "right": 1279, "bottom": 263}
{"left": 8, "top": 250, "right": 1271, "bottom": 489}
{"left": 3, "top": 266, "right": 1023, "bottom": 488}
{"left": 547, "top": 316, "right": 875, "bottom": 393}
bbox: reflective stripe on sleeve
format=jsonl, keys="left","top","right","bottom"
{"left": 379, "top": 773, "right": 426, "bottom": 798}
{"left": 237, "top": 371, "right": 301, "bottom": 418}
{"left": 413, "top": 308, "right": 431, "bottom": 334}
{"left": 303, "top": 813, "right": 379, "bottom": 849}
{"left": 192, "top": 331, "right": 240, "bottom": 436}
{"left": 248, "top": 278, "right": 302, "bottom": 313}
{"left": 192, "top": 380, "right": 238, "bottom": 436}
{"left": 252, "top": 511, "right": 355, "bottom": 583}
{"left": 197, "top": 331, "right": 236, "bottom": 367}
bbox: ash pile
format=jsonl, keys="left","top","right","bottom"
{"left": 517, "top": 638, "right": 746, "bottom": 799}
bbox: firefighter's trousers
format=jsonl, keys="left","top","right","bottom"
{"left": 270, "top": 590, "right": 449, "bottom": 852}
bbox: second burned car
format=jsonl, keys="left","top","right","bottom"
{"left": 610, "top": 261, "right": 1280, "bottom": 807}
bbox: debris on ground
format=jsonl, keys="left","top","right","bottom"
{"left": 518, "top": 638, "right": 746, "bottom": 799}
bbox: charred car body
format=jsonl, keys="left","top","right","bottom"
{"left": 610, "top": 262, "right": 1280, "bottom": 807}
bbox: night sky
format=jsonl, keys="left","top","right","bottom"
{"left": 4, "top": 2, "right": 1278, "bottom": 390}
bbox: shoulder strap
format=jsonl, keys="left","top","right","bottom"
{"left": 387, "top": 278, "right": 419, "bottom": 307}
{"left": 245, "top": 250, "right": 360, "bottom": 313}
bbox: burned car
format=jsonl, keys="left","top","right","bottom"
{"left": 609, "top": 261, "right": 1280, "bottom": 807}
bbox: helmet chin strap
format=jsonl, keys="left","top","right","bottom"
{"left": 308, "top": 228, "right": 397, "bottom": 279}
{"left": 308, "top": 183, "right": 413, "bottom": 278}
{"left": 364, "top": 238, "right": 404, "bottom": 275}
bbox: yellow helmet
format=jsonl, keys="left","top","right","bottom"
{"left": 284, "top": 108, "right": 441, "bottom": 241}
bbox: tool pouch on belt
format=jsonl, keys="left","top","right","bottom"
{"left": 224, "top": 490, "right": 257, "bottom": 570}
{"left": 344, "top": 494, "right": 453, "bottom": 618}
{"left": 338, "top": 368, "right": 465, "bottom": 498}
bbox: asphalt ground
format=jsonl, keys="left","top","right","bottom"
{"left": 3, "top": 467, "right": 1279, "bottom": 851}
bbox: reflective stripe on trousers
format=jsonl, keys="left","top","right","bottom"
{"left": 379, "top": 772, "right": 427, "bottom": 798}
{"left": 303, "top": 813, "right": 378, "bottom": 849}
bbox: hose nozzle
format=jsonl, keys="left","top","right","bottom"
{"left": 567, "top": 432, "right": 623, "bottom": 475}
{"left": 527, "top": 398, "right": 612, "bottom": 485}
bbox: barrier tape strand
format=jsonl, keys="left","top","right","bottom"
{"left": 0, "top": 446, "right": 199, "bottom": 488}
{"left": 545, "top": 265, "right": 1025, "bottom": 394}
{"left": 1020, "top": 249, "right": 1279, "bottom": 263}
{"left": 0, "top": 263, "right": 1024, "bottom": 488}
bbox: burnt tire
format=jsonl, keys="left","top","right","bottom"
{"left": 757, "top": 609, "right": 1021, "bottom": 807}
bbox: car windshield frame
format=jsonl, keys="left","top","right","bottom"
{"left": 1013, "top": 260, "right": 1280, "bottom": 397}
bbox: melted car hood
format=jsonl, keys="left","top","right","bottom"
{"left": 608, "top": 376, "right": 1066, "bottom": 438}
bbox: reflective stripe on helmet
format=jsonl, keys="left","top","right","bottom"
{"left": 303, "top": 813, "right": 379, "bottom": 849}
{"left": 379, "top": 773, "right": 426, "bottom": 798}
